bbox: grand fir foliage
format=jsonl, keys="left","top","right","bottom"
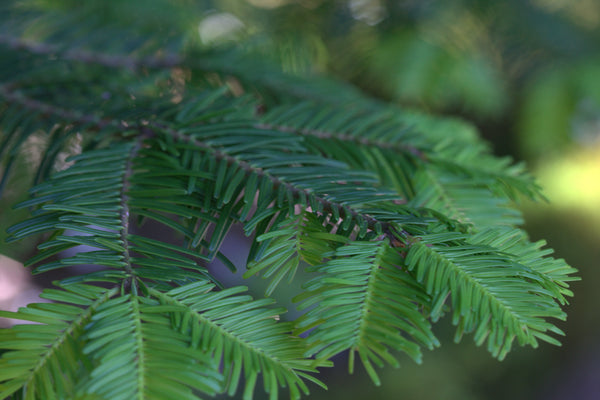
{"left": 0, "top": 1, "right": 577, "bottom": 399}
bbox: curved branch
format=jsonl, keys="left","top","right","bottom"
{"left": 0, "top": 86, "right": 417, "bottom": 242}
{"left": 153, "top": 122, "right": 398, "bottom": 235}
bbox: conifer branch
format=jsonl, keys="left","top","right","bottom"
{"left": 152, "top": 122, "right": 402, "bottom": 236}
{"left": 0, "top": 4, "right": 578, "bottom": 396}
{"left": 120, "top": 140, "right": 144, "bottom": 293}
{"left": 0, "top": 82, "right": 409, "bottom": 240}
{"left": 0, "top": 84, "right": 117, "bottom": 129}
{"left": 0, "top": 84, "right": 424, "bottom": 248}
{"left": 255, "top": 122, "right": 427, "bottom": 160}
{"left": 23, "top": 287, "right": 117, "bottom": 390}
{"left": 0, "top": 34, "right": 181, "bottom": 71}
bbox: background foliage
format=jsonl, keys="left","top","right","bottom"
{"left": 1, "top": 0, "right": 597, "bottom": 399}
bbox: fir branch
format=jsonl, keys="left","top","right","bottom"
{"left": 0, "top": 285, "right": 119, "bottom": 399}
{"left": 405, "top": 235, "right": 568, "bottom": 359}
{"left": 0, "top": 5, "right": 579, "bottom": 397}
{"left": 119, "top": 139, "right": 144, "bottom": 293}
{"left": 149, "top": 283, "right": 328, "bottom": 399}
{"left": 296, "top": 240, "right": 438, "bottom": 385}
{"left": 255, "top": 122, "right": 427, "bottom": 160}
{"left": 165, "top": 124, "right": 386, "bottom": 223}
{"left": 0, "top": 84, "right": 394, "bottom": 236}
{"left": 0, "top": 84, "right": 429, "bottom": 249}
{"left": 0, "top": 84, "right": 118, "bottom": 129}
{"left": 0, "top": 34, "right": 181, "bottom": 71}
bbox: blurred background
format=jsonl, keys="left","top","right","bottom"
{"left": 1, "top": 0, "right": 599, "bottom": 399}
